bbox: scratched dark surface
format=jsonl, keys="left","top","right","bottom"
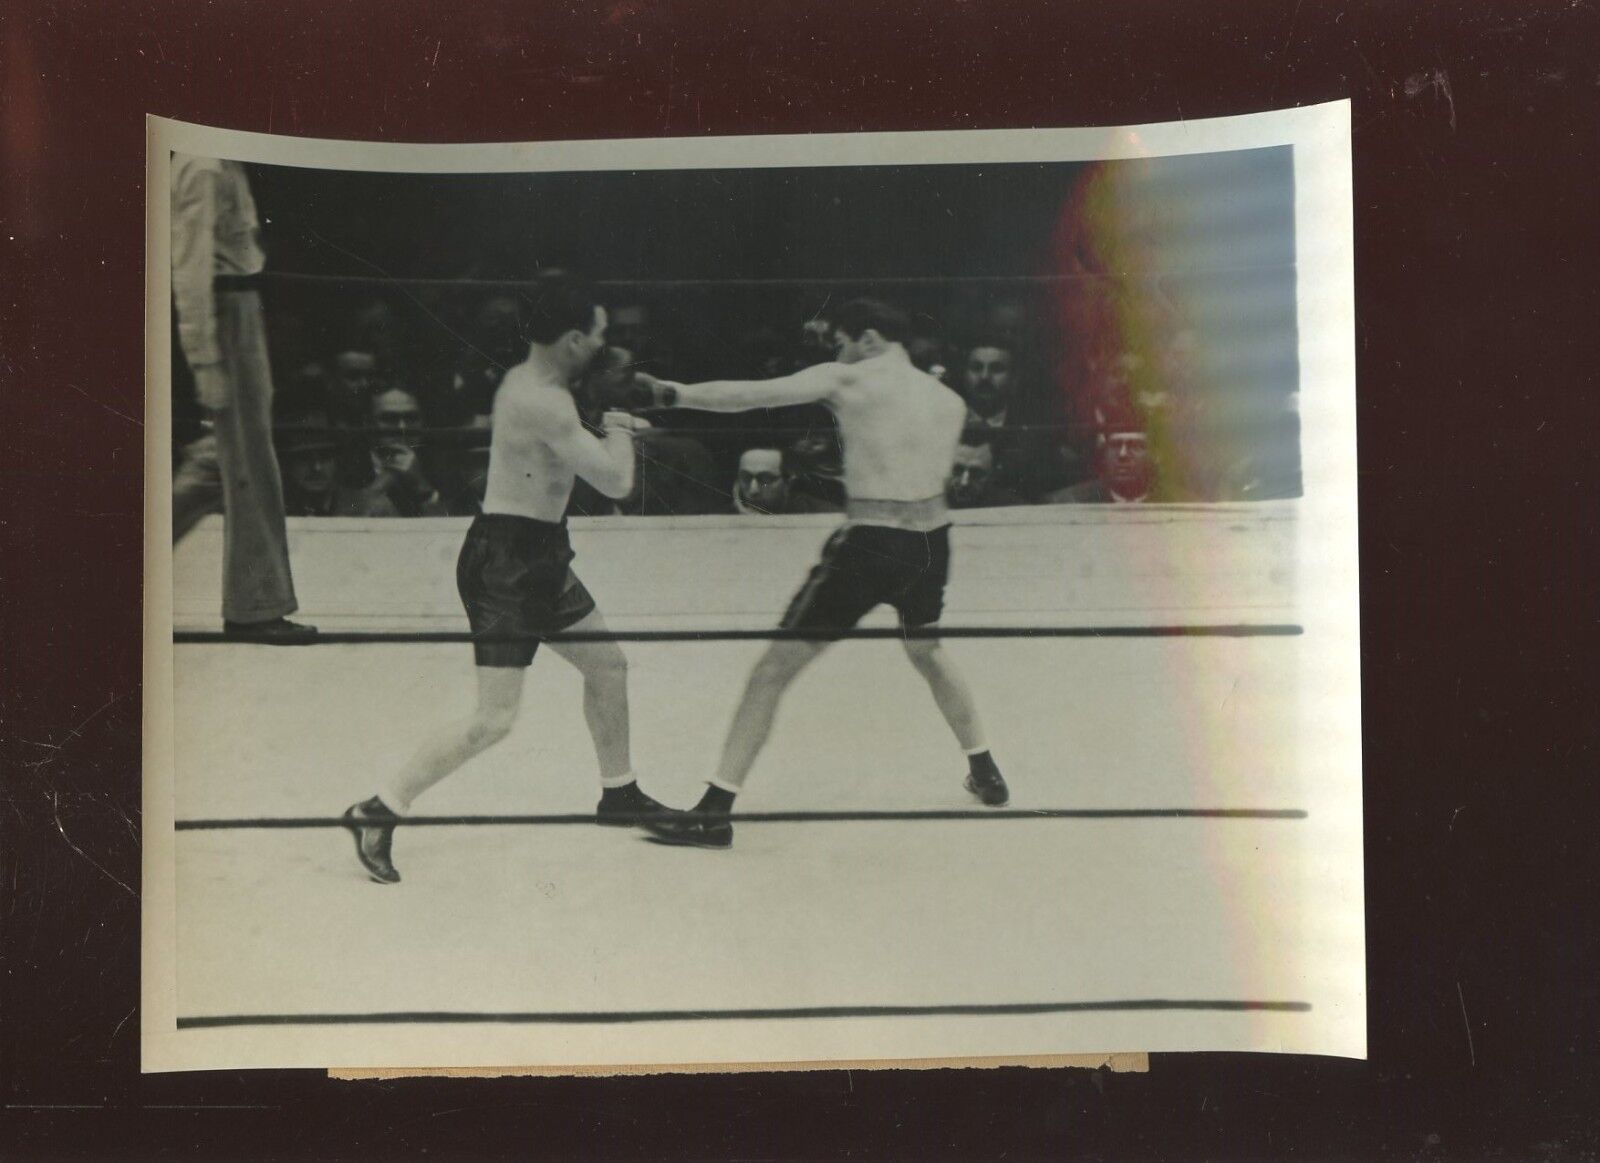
{"left": 2, "top": 0, "right": 1597, "bottom": 1157}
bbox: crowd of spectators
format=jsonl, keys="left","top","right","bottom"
{"left": 201, "top": 283, "right": 1300, "bottom": 521}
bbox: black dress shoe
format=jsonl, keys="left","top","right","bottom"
{"left": 223, "top": 617, "right": 319, "bottom": 642}
{"left": 642, "top": 810, "right": 734, "bottom": 850}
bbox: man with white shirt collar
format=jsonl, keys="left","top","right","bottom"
{"left": 960, "top": 340, "right": 1017, "bottom": 429}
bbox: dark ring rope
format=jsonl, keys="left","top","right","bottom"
{"left": 173, "top": 624, "right": 1303, "bottom": 645}
{"left": 176, "top": 807, "right": 1308, "bottom": 831}
{"left": 176, "top": 998, "right": 1312, "bottom": 1029}
{"left": 225, "top": 266, "right": 1295, "bottom": 292}
{"left": 266, "top": 420, "right": 1110, "bottom": 439}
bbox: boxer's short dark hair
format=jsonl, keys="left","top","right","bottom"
{"left": 522, "top": 275, "right": 602, "bottom": 344}
{"left": 832, "top": 297, "right": 911, "bottom": 344}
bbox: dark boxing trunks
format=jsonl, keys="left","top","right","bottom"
{"left": 781, "top": 522, "right": 951, "bottom": 638}
{"left": 456, "top": 513, "right": 597, "bottom": 667}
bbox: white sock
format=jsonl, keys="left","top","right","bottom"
{"left": 599, "top": 770, "right": 637, "bottom": 790}
{"left": 707, "top": 776, "right": 744, "bottom": 794}
{"left": 376, "top": 788, "right": 411, "bottom": 815}
{"left": 963, "top": 744, "right": 991, "bottom": 758}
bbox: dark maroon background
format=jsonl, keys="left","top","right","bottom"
{"left": 3, "top": 1, "right": 1597, "bottom": 1157}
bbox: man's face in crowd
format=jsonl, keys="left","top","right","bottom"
{"left": 608, "top": 304, "right": 649, "bottom": 354}
{"left": 946, "top": 442, "right": 996, "bottom": 507}
{"left": 986, "top": 300, "right": 1027, "bottom": 343}
{"left": 330, "top": 350, "right": 379, "bottom": 418}
{"left": 962, "top": 346, "right": 1014, "bottom": 414}
{"left": 1103, "top": 351, "right": 1144, "bottom": 396}
{"left": 286, "top": 447, "right": 338, "bottom": 499}
{"left": 735, "top": 449, "right": 788, "bottom": 512}
{"left": 476, "top": 295, "right": 525, "bottom": 363}
{"left": 586, "top": 344, "right": 638, "bottom": 411}
{"left": 798, "top": 318, "right": 835, "bottom": 366}
{"left": 372, "top": 388, "right": 425, "bottom": 449}
{"left": 1101, "top": 430, "right": 1153, "bottom": 494}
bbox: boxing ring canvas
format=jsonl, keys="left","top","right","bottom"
{"left": 143, "top": 103, "right": 1362, "bottom": 1072}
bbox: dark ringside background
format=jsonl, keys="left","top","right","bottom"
{"left": 2, "top": 1, "right": 1597, "bottom": 1157}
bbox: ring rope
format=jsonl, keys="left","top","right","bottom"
{"left": 177, "top": 807, "right": 1309, "bottom": 831}
{"left": 173, "top": 624, "right": 1304, "bottom": 645}
{"left": 235, "top": 265, "right": 1295, "bottom": 292}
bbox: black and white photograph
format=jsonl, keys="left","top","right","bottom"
{"left": 143, "top": 103, "right": 1362, "bottom": 1072}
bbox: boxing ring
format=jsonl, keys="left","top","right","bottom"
{"left": 156, "top": 502, "right": 1363, "bottom": 1068}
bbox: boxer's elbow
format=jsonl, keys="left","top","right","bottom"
{"left": 591, "top": 457, "right": 635, "bottom": 500}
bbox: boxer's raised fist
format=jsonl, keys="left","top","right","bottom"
{"left": 601, "top": 409, "right": 653, "bottom": 434}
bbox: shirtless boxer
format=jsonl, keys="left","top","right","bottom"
{"left": 343, "top": 280, "right": 662, "bottom": 883}
{"left": 636, "top": 298, "right": 1010, "bottom": 849}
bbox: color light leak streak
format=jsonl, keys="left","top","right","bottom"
{"left": 1050, "top": 149, "right": 1304, "bottom": 1014}
{"left": 1050, "top": 151, "right": 1301, "bottom": 504}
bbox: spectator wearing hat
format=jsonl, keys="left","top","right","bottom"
{"left": 277, "top": 401, "right": 446, "bottom": 518}
{"left": 276, "top": 413, "right": 346, "bottom": 517}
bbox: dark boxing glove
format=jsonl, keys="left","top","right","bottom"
{"left": 628, "top": 372, "right": 681, "bottom": 410}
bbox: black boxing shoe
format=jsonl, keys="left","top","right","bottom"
{"left": 964, "top": 761, "right": 1010, "bottom": 807}
{"left": 596, "top": 781, "right": 668, "bottom": 827}
{"left": 342, "top": 796, "right": 401, "bottom": 884}
{"left": 642, "top": 810, "right": 733, "bottom": 850}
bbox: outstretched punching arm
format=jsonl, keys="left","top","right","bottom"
{"left": 636, "top": 363, "right": 847, "bottom": 414}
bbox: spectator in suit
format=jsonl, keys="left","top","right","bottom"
{"left": 276, "top": 411, "right": 347, "bottom": 517}
{"left": 959, "top": 340, "right": 1018, "bottom": 430}
{"left": 731, "top": 447, "right": 840, "bottom": 515}
{"left": 277, "top": 401, "right": 445, "bottom": 519}
{"left": 957, "top": 338, "right": 1072, "bottom": 501}
{"left": 1044, "top": 422, "right": 1158, "bottom": 505}
{"left": 362, "top": 387, "right": 449, "bottom": 517}
{"left": 946, "top": 430, "right": 1026, "bottom": 510}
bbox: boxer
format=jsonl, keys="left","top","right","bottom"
{"left": 636, "top": 297, "right": 1010, "bottom": 849}
{"left": 343, "top": 279, "right": 662, "bottom": 883}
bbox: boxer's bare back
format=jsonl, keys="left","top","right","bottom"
{"left": 632, "top": 312, "right": 1011, "bottom": 851}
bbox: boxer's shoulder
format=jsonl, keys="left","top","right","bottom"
{"left": 497, "top": 368, "right": 572, "bottom": 417}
